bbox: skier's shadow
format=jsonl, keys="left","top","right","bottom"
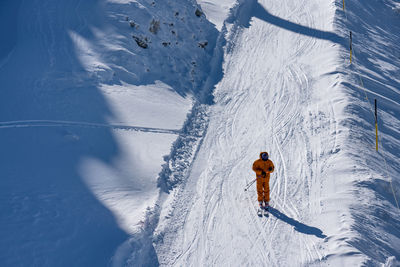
{"left": 269, "top": 207, "right": 327, "bottom": 239}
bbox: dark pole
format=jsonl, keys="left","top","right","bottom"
{"left": 350, "top": 31, "right": 353, "bottom": 63}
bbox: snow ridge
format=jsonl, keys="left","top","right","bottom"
{"left": 333, "top": 0, "right": 400, "bottom": 264}
{"left": 158, "top": 104, "right": 209, "bottom": 191}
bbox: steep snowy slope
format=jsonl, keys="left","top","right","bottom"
{"left": 196, "top": 0, "right": 237, "bottom": 31}
{"left": 0, "top": 0, "right": 217, "bottom": 266}
{"left": 153, "top": 0, "right": 400, "bottom": 266}
{"left": 334, "top": 0, "right": 400, "bottom": 265}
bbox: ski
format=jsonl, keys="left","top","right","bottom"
{"left": 257, "top": 207, "right": 263, "bottom": 217}
{"left": 257, "top": 204, "right": 269, "bottom": 217}
{"left": 263, "top": 206, "right": 269, "bottom": 217}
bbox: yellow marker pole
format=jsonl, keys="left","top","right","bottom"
{"left": 343, "top": 0, "right": 345, "bottom": 11}
{"left": 350, "top": 50, "right": 352, "bottom": 64}
{"left": 375, "top": 99, "right": 378, "bottom": 151}
{"left": 350, "top": 31, "right": 353, "bottom": 64}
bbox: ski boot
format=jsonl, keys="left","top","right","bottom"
{"left": 257, "top": 201, "right": 264, "bottom": 217}
{"left": 264, "top": 201, "right": 269, "bottom": 211}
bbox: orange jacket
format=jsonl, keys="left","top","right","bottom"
{"left": 252, "top": 152, "right": 275, "bottom": 178}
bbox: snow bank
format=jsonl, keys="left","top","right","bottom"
{"left": 334, "top": 0, "right": 400, "bottom": 264}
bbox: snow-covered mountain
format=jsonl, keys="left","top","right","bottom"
{"left": 0, "top": 0, "right": 216, "bottom": 266}
{"left": 1, "top": 0, "right": 399, "bottom": 266}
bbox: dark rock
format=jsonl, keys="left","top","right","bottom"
{"left": 149, "top": 19, "right": 160, "bottom": 34}
{"left": 198, "top": 41, "right": 208, "bottom": 48}
{"left": 195, "top": 8, "right": 203, "bottom": 17}
{"left": 133, "top": 35, "right": 148, "bottom": 48}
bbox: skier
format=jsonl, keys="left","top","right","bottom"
{"left": 252, "top": 152, "right": 275, "bottom": 212}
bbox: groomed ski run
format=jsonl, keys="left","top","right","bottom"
{"left": 153, "top": 0, "right": 400, "bottom": 266}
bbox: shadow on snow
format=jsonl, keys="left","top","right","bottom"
{"left": 227, "top": 0, "right": 345, "bottom": 47}
{"left": 0, "top": 1, "right": 133, "bottom": 266}
{"left": 253, "top": 2, "right": 345, "bottom": 46}
{"left": 269, "top": 207, "right": 327, "bottom": 239}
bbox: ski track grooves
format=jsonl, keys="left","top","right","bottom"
{"left": 155, "top": 0, "right": 338, "bottom": 265}
{"left": 0, "top": 120, "right": 182, "bottom": 135}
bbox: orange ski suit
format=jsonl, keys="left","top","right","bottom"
{"left": 252, "top": 152, "right": 275, "bottom": 202}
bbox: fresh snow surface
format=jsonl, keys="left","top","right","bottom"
{"left": 334, "top": 0, "right": 400, "bottom": 265}
{"left": 0, "top": 0, "right": 216, "bottom": 266}
{"left": 196, "top": 0, "right": 237, "bottom": 31}
{"left": 1, "top": 0, "right": 400, "bottom": 266}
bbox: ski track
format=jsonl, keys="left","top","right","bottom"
{"left": 0, "top": 120, "right": 183, "bottom": 135}
{"left": 156, "top": 0, "right": 339, "bottom": 265}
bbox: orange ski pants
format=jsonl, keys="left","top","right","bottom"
{"left": 256, "top": 176, "right": 270, "bottom": 202}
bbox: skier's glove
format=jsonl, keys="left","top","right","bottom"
{"left": 261, "top": 171, "right": 266, "bottom": 177}
{"left": 268, "top": 167, "right": 273, "bottom": 171}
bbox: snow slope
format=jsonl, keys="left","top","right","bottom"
{"left": 334, "top": 0, "right": 400, "bottom": 265}
{"left": 0, "top": 0, "right": 217, "bottom": 266}
{"left": 196, "top": 0, "right": 237, "bottom": 31}
{"left": 154, "top": 0, "right": 400, "bottom": 266}
{"left": 1, "top": 0, "right": 399, "bottom": 265}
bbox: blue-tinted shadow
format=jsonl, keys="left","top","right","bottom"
{"left": 0, "top": 1, "right": 133, "bottom": 266}
{"left": 269, "top": 207, "right": 327, "bottom": 239}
